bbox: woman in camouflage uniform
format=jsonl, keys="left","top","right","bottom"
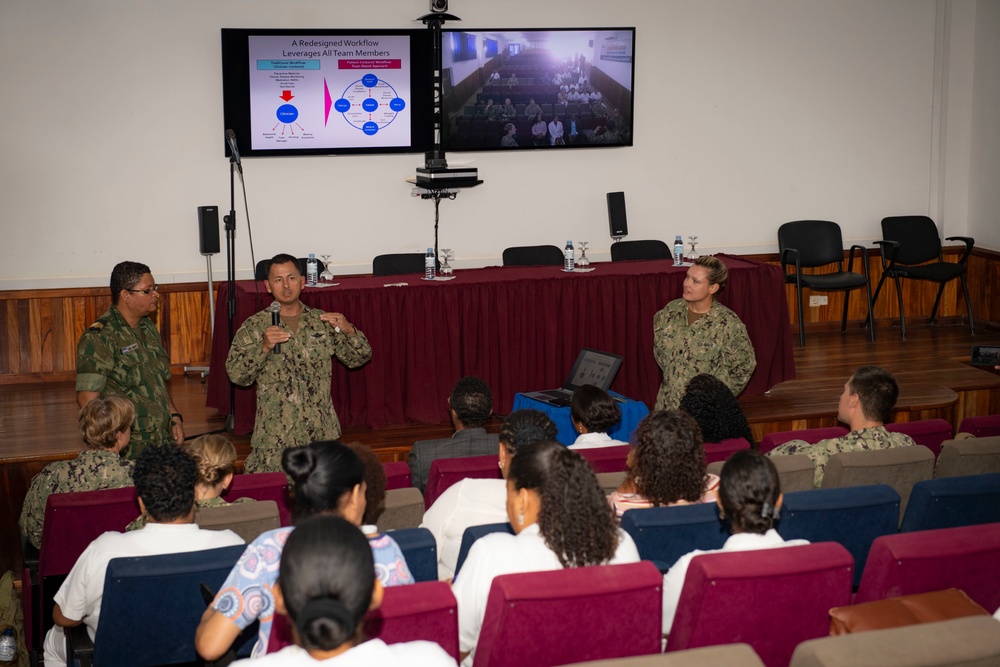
{"left": 653, "top": 256, "right": 756, "bottom": 412}
{"left": 19, "top": 396, "right": 136, "bottom": 549}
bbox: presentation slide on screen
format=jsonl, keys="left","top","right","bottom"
{"left": 248, "top": 34, "right": 412, "bottom": 150}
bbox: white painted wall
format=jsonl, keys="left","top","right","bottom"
{"left": 968, "top": 0, "right": 1000, "bottom": 251}
{"left": 0, "top": 0, "right": 993, "bottom": 290}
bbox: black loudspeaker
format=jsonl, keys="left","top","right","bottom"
{"left": 607, "top": 191, "right": 628, "bottom": 238}
{"left": 430, "top": 0, "right": 448, "bottom": 13}
{"left": 198, "top": 206, "right": 220, "bottom": 255}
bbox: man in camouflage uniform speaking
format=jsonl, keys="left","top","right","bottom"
{"left": 226, "top": 253, "right": 372, "bottom": 473}
{"left": 76, "top": 261, "right": 183, "bottom": 457}
{"left": 767, "top": 365, "right": 915, "bottom": 487}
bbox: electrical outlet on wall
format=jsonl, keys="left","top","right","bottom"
{"left": 809, "top": 295, "right": 829, "bottom": 307}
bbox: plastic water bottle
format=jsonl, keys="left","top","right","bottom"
{"left": 306, "top": 253, "right": 318, "bottom": 286}
{"left": 564, "top": 240, "right": 575, "bottom": 272}
{"left": 425, "top": 248, "right": 436, "bottom": 280}
{"left": 0, "top": 628, "right": 15, "bottom": 662}
{"left": 674, "top": 235, "right": 684, "bottom": 266}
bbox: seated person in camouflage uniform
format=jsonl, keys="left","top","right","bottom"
{"left": 127, "top": 434, "right": 253, "bottom": 530}
{"left": 653, "top": 256, "right": 757, "bottom": 412}
{"left": 76, "top": 261, "right": 184, "bottom": 457}
{"left": 20, "top": 395, "right": 136, "bottom": 550}
{"left": 767, "top": 366, "right": 916, "bottom": 487}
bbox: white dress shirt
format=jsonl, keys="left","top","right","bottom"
{"left": 567, "top": 432, "right": 629, "bottom": 450}
{"left": 420, "top": 478, "right": 508, "bottom": 580}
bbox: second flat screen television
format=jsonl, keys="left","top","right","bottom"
{"left": 441, "top": 28, "right": 635, "bottom": 152}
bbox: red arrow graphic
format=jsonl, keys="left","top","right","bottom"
{"left": 279, "top": 90, "right": 294, "bottom": 101}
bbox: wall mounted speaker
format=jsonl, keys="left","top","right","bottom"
{"left": 607, "top": 192, "right": 628, "bottom": 238}
{"left": 198, "top": 206, "right": 220, "bottom": 255}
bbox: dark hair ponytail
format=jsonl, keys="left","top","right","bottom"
{"left": 508, "top": 441, "right": 618, "bottom": 568}
{"left": 282, "top": 441, "right": 365, "bottom": 524}
{"left": 719, "top": 450, "right": 781, "bottom": 534}
{"left": 278, "top": 515, "right": 374, "bottom": 651}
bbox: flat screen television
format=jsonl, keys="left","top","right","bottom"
{"left": 440, "top": 28, "right": 635, "bottom": 152}
{"left": 221, "top": 28, "right": 435, "bottom": 157}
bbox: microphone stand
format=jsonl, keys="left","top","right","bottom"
{"left": 223, "top": 154, "right": 238, "bottom": 431}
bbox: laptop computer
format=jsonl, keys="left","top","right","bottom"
{"left": 522, "top": 348, "right": 624, "bottom": 407}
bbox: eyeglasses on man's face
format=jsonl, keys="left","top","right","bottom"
{"left": 126, "top": 284, "right": 159, "bottom": 295}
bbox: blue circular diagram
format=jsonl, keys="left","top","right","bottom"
{"left": 276, "top": 104, "right": 298, "bottom": 123}
{"left": 335, "top": 74, "right": 405, "bottom": 134}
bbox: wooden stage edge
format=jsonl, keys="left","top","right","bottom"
{"left": 1, "top": 323, "right": 999, "bottom": 578}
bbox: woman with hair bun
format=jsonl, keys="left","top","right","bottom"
{"left": 196, "top": 440, "right": 413, "bottom": 661}
{"left": 127, "top": 434, "right": 252, "bottom": 530}
{"left": 453, "top": 440, "right": 639, "bottom": 665}
{"left": 660, "top": 449, "right": 809, "bottom": 634}
{"left": 566, "top": 385, "right": 628, "bottom": 450}
{"left": 609, "top": 410, "right": 719, "bottom": 518}
{"left": 230, "top": 515, "right": 454, "bottom": 666}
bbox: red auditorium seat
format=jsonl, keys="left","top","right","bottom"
{"left": 424, "top": 455, "right": 500, "bottom": 509}
{"left": 759, "top": 427, "right": 849, "bottom": 454}
{"left": 666, "top": 542, "right": 854, "bottom": 667}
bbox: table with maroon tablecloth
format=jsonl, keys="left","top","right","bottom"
{"left": 207, "top": 256, "right": 795, "bottom": 435}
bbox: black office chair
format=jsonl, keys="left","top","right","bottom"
{"left": 502, "top": 245, "right": 564, "bottom": 267}
{"left": 610, "top": 240, "right": 672, "bottom": 262}
{"left": 871, "top": 215, "right": 974, "bottom": 340}
{"left": 777, "top": 220, "right": 876, "bottom": 347}
{"left": 372, "top": 253, "right": 426, "bottom": 277}
{"left": 253, "top": 257, "right": 325, "bottom": 281}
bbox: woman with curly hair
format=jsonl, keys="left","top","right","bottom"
{"left": 609, "top": 410, "right": 719, "bottom": 518}
{"left": 453, "top": 440, "right": 639, "bottom": 665}
{"left": 679, "top": 373, "right": 756, "bottom": 448}
{"left": 567, "top": 384, "right": 628, "bottom": 450}
{"left": 660, "top": 450, "right": 808, "bottom": 634}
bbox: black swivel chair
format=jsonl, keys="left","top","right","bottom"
{"left": 777, "top": 220, "right": 876, "bottom": 347}
{"left": 253, "top": 257, "right": 325, "bottom": 281}
{"left": 372, "top": 253, "right": 426, "bottom": 277}
{"left": 871, "top": 215, "right": 974, "bottom": 340}
{"left": 502, "top": 245, "right": 564, "bottom": 267}
{"left": 610, "top": 240, "right": 672, "bottom": 262}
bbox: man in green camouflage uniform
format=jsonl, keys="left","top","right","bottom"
{"left": 20, "top": 395, "right": 136, "bottom": 549}
{"left": 76, "top": 262, "right": 183, "bottom": 458}
{"left": 653, "top": 256, "right": 756, "bottom": 412}
{"left": 768, "top": 365, "right": 915, "bottom": 487}
{"left": 227, "top": 254, "right": 372, "bottom": 473}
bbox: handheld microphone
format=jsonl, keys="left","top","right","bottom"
{"left": 269, "top": 302, "right": 282, "bottom": 354}
{"left": 225, "top": 129, "right": 243, "bottom": 174}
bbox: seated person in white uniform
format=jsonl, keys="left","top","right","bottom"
{"left": 230, "top": 515, "right": 455, "bottom": 667}
{"left": 421, "top": 410, "right": 557, "bottom": 580}
{"left": 567, "top": 384, "right": 628, "bottom": 450}
{"left": 453, "top": 441, "right": 641, "bottom": 666}
{"left": 661, "top": 449, "right": 809, "bottom": 635}
{"left": 45, "top": 443, "right": 244, "bottom": 667}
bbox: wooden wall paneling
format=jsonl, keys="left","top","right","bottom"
{"left": 0, "top": 284, "right": 215, "bottom": 384}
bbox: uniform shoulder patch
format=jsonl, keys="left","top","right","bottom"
{"left": 87, "top": 321, "right": 105, "bottom": 332}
